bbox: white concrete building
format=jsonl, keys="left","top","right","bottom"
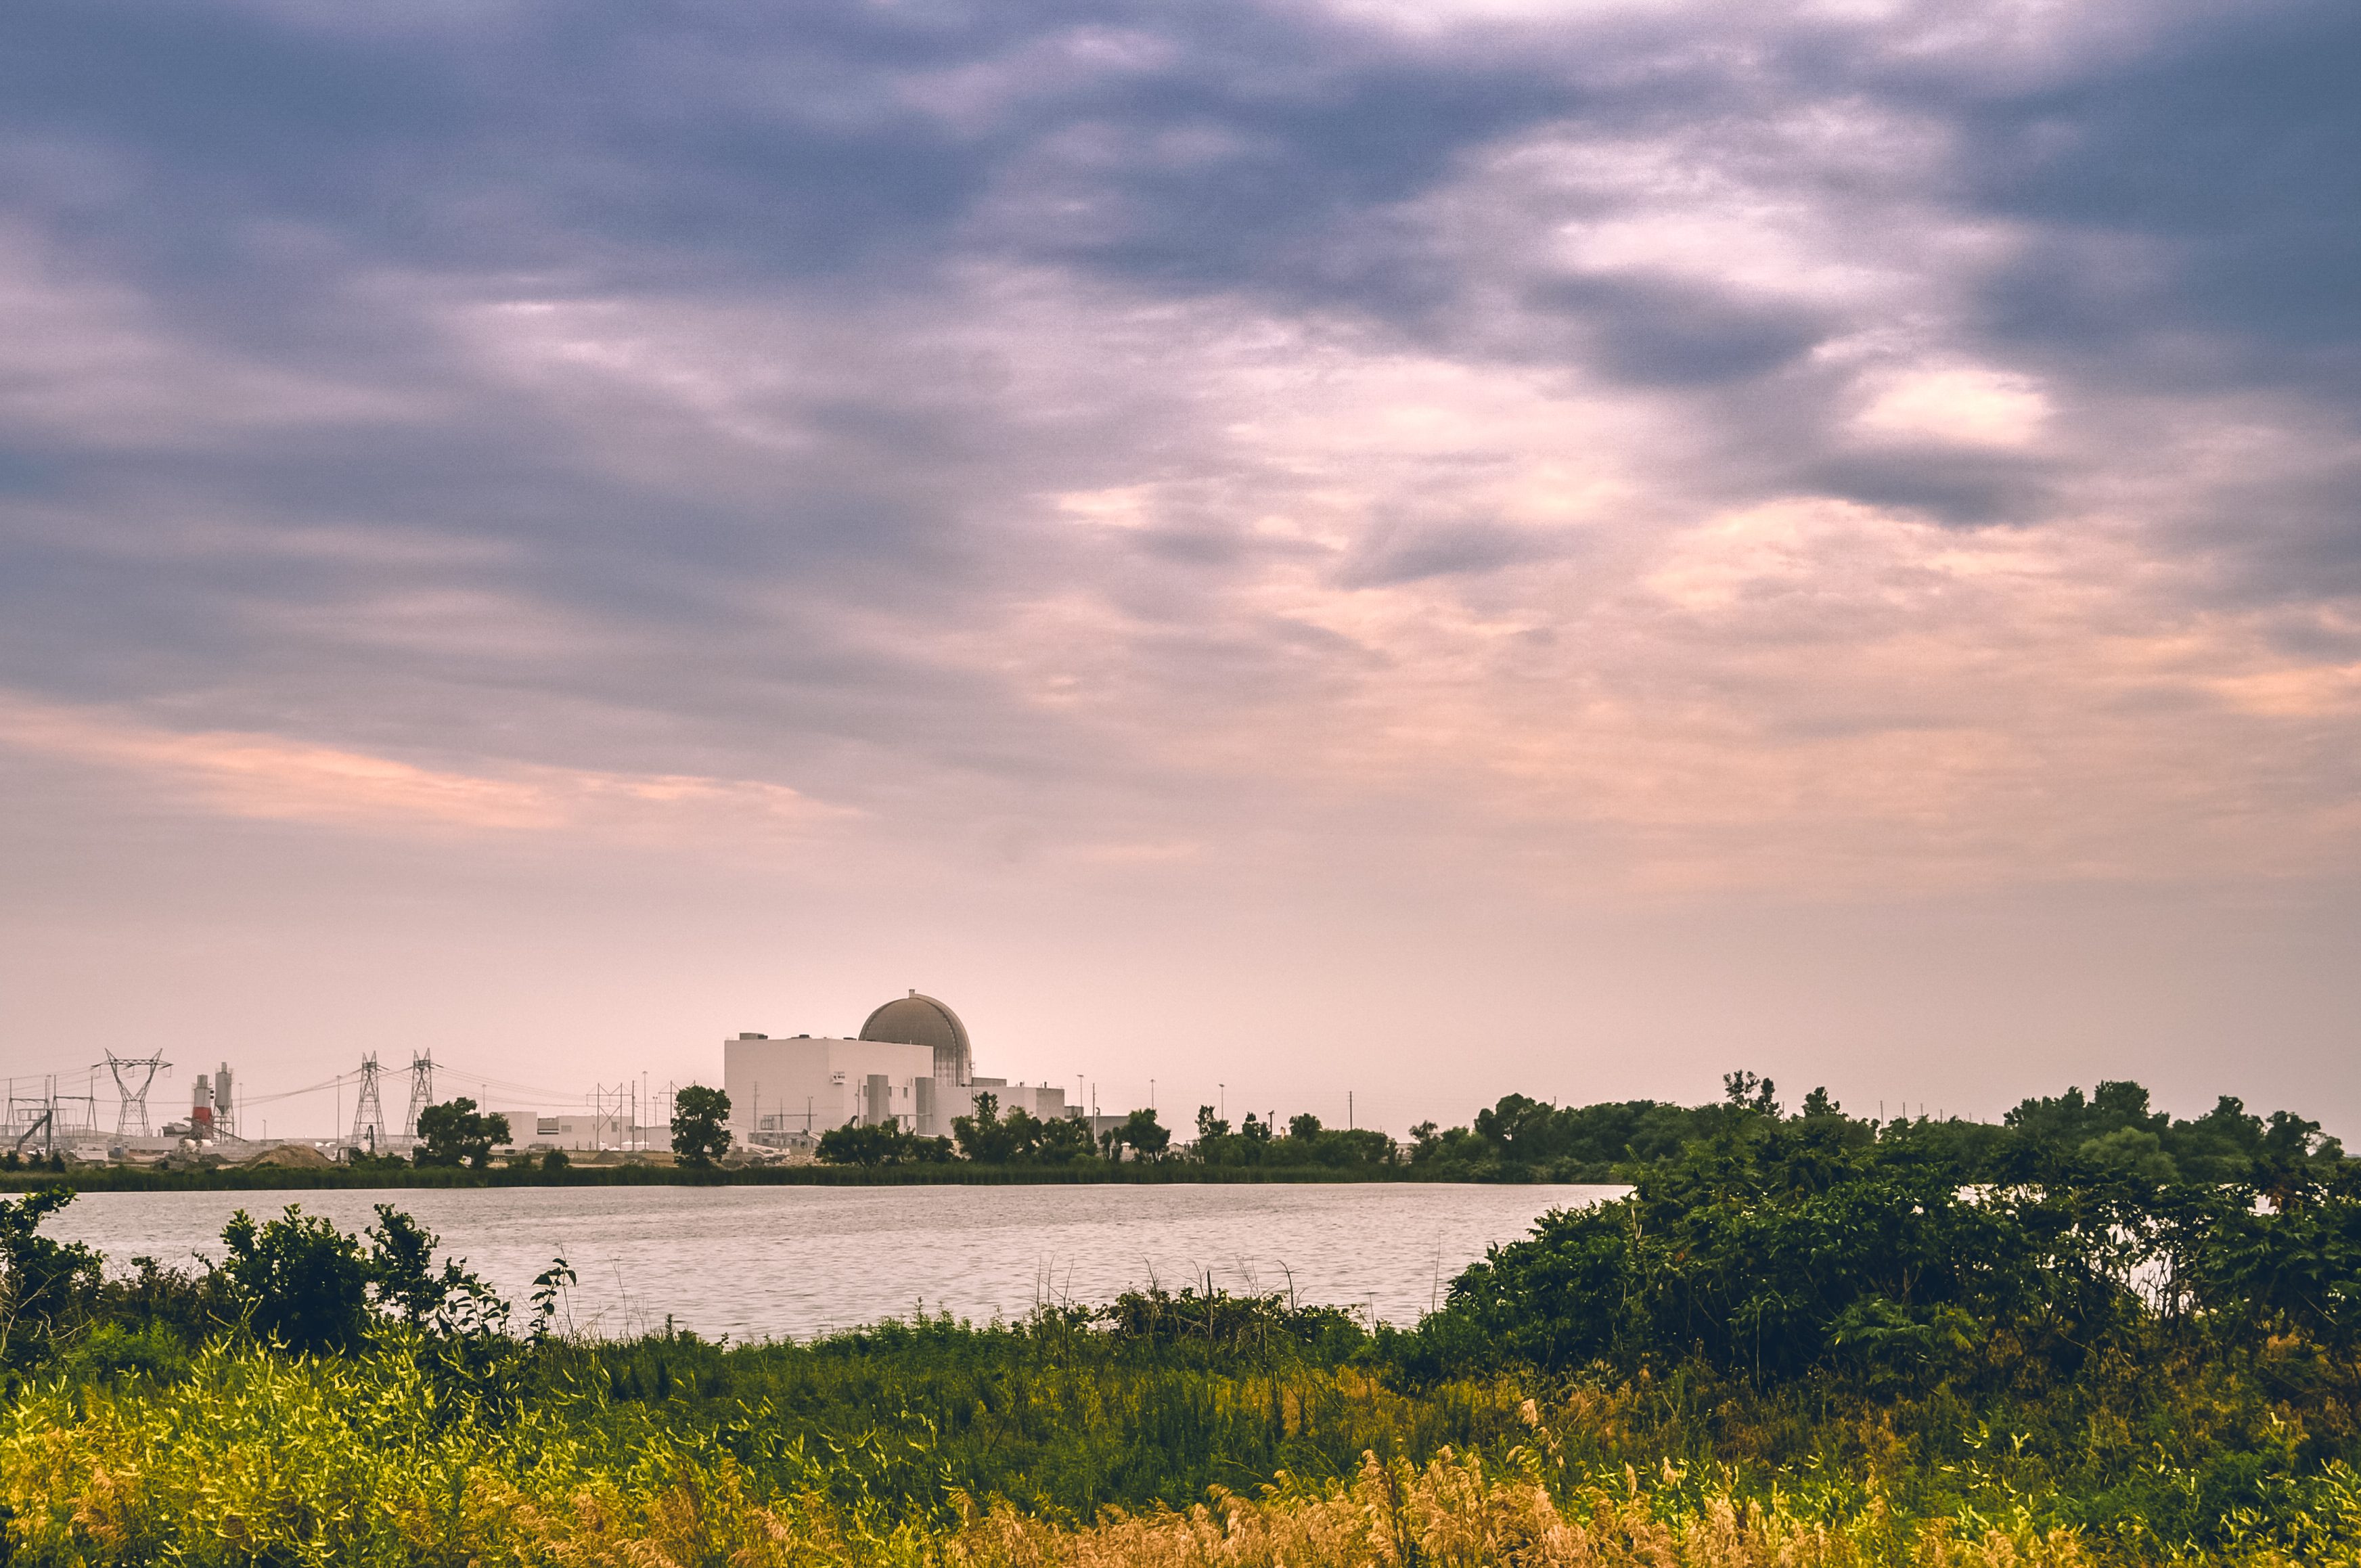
{"left": 725, "top": 1034, "right": 934, "bottom": 1143}
{"left": 531, "top": 1111, "right": 651, "bottom": 1150}
{"left": 722, "top": 991, "right": 1073, "bottom": 1144}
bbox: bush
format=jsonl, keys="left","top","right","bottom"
{"left": 1420, "top": 1111, "right": 2361, "bottom": 1395}
{"left": 62, "top": 1320, "right": 192, "bottom": 1385}
{"left": 219, "top": 1206, "right": 374, "bottom": 1353}
{"left": 0, "top": 1186, "right": 102, "bottom": 1364}
{"left": 816, "top": 1121, "right": 955, "bottom": 1167}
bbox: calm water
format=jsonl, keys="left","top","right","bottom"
{"left": 47, "top": 1183, "right": 1620, "bottom": 1342}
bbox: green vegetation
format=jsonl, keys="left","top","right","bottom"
{"left": 8, "top": 1073, "right": 2348, "bottom": 1200}
{"left": 1190, "top": 1107, "right": 1398, "bottom": 1169}
{"left": 1102, "top": 1106, "right": 1171, "bottom": 1161}
{"left": 412, "top": 1096, "right": 512, "bottom": 1169}
{"left": 1, "top": 1076, "right": 2358, "bottom": 1563}
{"left": 813, "top": 1101, "right": 1399, "bottom": 1172}
{"left": 951, "top": 1091, "right": 1100, "bottom": 1165}
{"left": 819, "top": 1119, "right": 957, "bottom": 1165}
{"left": 671, "top": 1082, "right": 733, "bottom": 1167}
{"left": 1404, "top": 1073, "right": 2346, "bottom": 1185}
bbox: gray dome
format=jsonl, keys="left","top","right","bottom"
{"left": 860, "top": 991, "right": 971, "bottom": 1085}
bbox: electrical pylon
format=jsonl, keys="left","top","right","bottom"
{"left": 351, "top": 1053, "right": 388, "bottom": 1153}
{"left": 403, "top": 1052, "right": 434, "bottom": 1139}
{"left": 106, "top": 1052, "right": 170, "bottom": 1138}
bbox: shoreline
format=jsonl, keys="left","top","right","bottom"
{"left": 0, "top": 1162, "right": 1598, "bottom": 1193}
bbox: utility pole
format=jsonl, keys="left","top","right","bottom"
{"left": 105, "top": 1052, "right": 170, "bottom": 1139}
{"left": 403, "top": 1053, "right": 434, "bottom": 1140}
{"left": 351, "top": 1054, "right": 386, "bottom": 1153}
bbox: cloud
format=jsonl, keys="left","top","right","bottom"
{"left": 0, "top": 692, "right": 845, "bottom": 839}
{"left": 0, "top": 0, "right": 2356, "bottom": 904}
{"left": 1852, "top": 366, "right": 2050, "bottom": 447}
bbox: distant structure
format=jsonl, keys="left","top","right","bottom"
{"left": 860, "top": 992, "right": 972, "bottom": 1090}
{"left": 177, "top": 1062, "right": 239, "bottom": 1141}
{"left": 402, "top": 1052, "right": 434, "bottom": 1140}
{"left": 106, "top": 1052, "right": 169, "bottom": 1139}
{"left": 533, "top": 1100, "right": 647, "bottom": 1151}
{"left": 6, "top": 1077, "right": 97, "bottom": 1158}
{"left": 351, "top": 1052, "right": 388, "bottom": 1153}
{"left": 724, "top": 991, "right": 1066, "bottom": 1147}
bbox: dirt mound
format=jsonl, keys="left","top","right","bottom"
{"left": 241, "top": 1142, "right": 335, "bottom": 1169}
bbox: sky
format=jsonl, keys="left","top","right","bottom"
{"left": 2, "top": 0, "right": 2357, "bottom": 1142}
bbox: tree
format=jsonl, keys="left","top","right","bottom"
{"left": 1195, "top": 1105, "right": 1229, "bottom": 1140}
{"left": 671, "top": 1084, "right": 732, "bottom": 1167}
{"left": 1032, "top": 1113, "right": 1097, "bottom": 1165}
{"left": 951, "top": 1094, "right": 1099, "bottom": 1164}
{"left": 413, "top": 1097, "right": 511, "bottom": 1169}
{"left": 1723, "top": 1070, "right": 1780, "bottom": 1117}
{"left": 1106, "top": 1107, "right": 1171, "bottom": 1161}
{"left": 818, "top": 1121, "right": 953, "bottom": 1167}
{"left": 953, "top": 1092, "right": 1020, "bottom": 1163}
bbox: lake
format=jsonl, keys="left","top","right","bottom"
{"left": 46, "top": 1182, "right": 1621, "bottom": 1342}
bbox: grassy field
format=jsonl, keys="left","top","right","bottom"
{"left": 8, "top": 1314, "right": 2358, "bottom": 1566}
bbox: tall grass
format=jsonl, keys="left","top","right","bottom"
{"left": 8, "top": 1337, "right": 2360, "bottom": 1566}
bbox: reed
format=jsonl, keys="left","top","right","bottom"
{"left": 5, "top": 1340, "right": 2360, "bottom": 1566}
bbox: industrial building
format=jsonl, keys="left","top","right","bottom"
{"left": 725, "top": 991, "right": 1069, "bottom": 1146}
{"left": 533, "top": 1110, "right": 652, "bottom": 1150}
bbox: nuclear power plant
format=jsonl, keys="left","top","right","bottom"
{"left": 726, "top": 991, "right": 1072, "bottom": 1149}
{"left": 2, "top": 988, "right": 1085, "bottom": 1165}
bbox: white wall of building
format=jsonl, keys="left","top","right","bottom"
{"left": 723, "top": 1035, "right": 934, "bottom": 1142}
{"left": 937, "top": 1077, "right": 1069, "bottom": 1127}
{"left": 531, "top": 1111, "right": 648, "bottom": 1150}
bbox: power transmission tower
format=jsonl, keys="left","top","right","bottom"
{"left": 351, "top": 1054, "right": 387, "bottom": 1154}
{"left": 106, "top": 1052, "right": 171, "bottom": 1138}
{"left": 403, "top": 1052, "right": 435, "bottom": 1139}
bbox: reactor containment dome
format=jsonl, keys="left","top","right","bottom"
{"left": 859, "top": 991, "right": 972, "bottom": 1087}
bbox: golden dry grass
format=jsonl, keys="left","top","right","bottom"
{"left": 943, "top": 1448, "right": 2096, "bottom": 1568}
{"left": 3, "top": 1348, "right": 2354, "bottom": 1566}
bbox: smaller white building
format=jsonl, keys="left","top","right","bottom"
{"left": 532, "top": 1111, "right": 652, "bottom": 1151}
{"left": 950, "top": 1078, "right": 1069, "bottom": 1123}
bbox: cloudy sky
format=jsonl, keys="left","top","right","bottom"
{"left": 3, "top": 0, "right": 2356, "bottom": 1139}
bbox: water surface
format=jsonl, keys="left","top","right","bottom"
{"left": 48, "top": 1183, "right": 1619, "bottom": 1341}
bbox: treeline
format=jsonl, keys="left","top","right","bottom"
{"left": 1402, "top": 1078, "right": 2356, "bottom": 1385}
{"left": 1406, "top": 1071, "right": 2347, "bottom": 1183}
{"left": 811, "top": 1070, "right": 2347, "bottom": 1188}
{"left": 813, "top": 1092, "right": 1401, "bottom": 1169}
